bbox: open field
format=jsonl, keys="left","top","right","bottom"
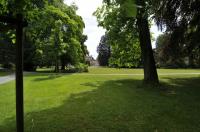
{"left": 88, "top": 67, "right": 200, "bottom": 74}
{"left": 0, "top": 68, "right": 200, "bottom": 131}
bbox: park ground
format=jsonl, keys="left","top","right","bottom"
{"left": 0, "top": 67, "right": 200, "bottom": 131}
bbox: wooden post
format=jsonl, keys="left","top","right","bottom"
{"left": 15, "top": 14, "right": 24, "bottom": 132}
{"left": 0, "top": 14, "right": 26, "bottom": 132}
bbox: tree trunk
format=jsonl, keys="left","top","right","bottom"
{"left": 137, "top": 17, "right": 159, "bottom": 84}
{"left": 55, "top": 55, "right": 59, "bottom": 73}
{"left": 189, "top": 55, "right": 194, "bottom": 68}
{"left": 61, "top": 55, "right": 66, "bottom": 71}
{"left": 54, "top": 33, "right": 59, "bottom": 73}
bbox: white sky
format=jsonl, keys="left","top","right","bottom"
{"left": 64, "top": 0, "right": 162, "bottom": 59}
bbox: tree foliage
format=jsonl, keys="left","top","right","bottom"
{"left": 155, "top": 33, "right": 185, "bottom": 68}
{"left": 97, "top": 35, "right": 110, "bottom": 66}
{"left": 95, "top": 1, "right": 141, "bottom": 68}
{"left": 0, "top": 31, "right": 15, "bottom": 68}
{"left": 153, "top": 0, "right": 200, "bottom": 68}
{"left": 95, "top": 0, "right": 159, "bottom": 84}
{"left": 0, "top": 0, "right": 88, "bottom": 72}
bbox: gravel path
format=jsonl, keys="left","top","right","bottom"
{"left": 0, "top": 74, "right": 15, "bottom": 84}
{"left": 0, "top": 72, "right": 199, "bottom": 85}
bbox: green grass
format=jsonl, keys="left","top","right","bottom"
{"left": 0, "top": 68, "right": 200, "bottom": 131}
{"left": 88, "top": 67, "right": 200, "bottom": 74}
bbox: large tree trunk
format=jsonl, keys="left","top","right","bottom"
{"left": 54, "top": 33, "right": 59, "bottom": 73}
{"left": 60, "top": 55, "right": 66, "bottom": 71}
{"left": 137, "top": 17, "right": 159, "bottom": 84}
{"left": 55, "top": 55, "right": 59, "bottom": 73}
{"left": 188, "top": 48, "right": 194, "bottom": 68}
{"left": 55, "top": 62, "right": 59, "bottom": 72}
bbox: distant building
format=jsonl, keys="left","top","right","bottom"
{"left": 85, "top": 56, "right": 99, "bottom": 66}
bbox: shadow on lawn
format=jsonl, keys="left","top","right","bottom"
{"left": 33, "top": 74, "right": 63, "bottom": 82}
{"left": 25, "top": 72, "right": 73, "bottom": 81}
{"left": 1, "top": 77, "right": 200, "bottom": 132}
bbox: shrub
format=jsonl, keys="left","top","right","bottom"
{"left": 64, "top": 63, "right": 88, "bottom": 73}
{"left": 2, "top": 63, "right": 15, "bottom": 70}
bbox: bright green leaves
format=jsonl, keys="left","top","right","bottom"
{"left": 95, "top": 0, "right": 141, "bottom": 68}
{"left": 102, "top": 0, "right": 137, "bottom": 17}
{"left": 0, "top": 0, "right": 87, "bottom": 70}
{"left": 0, "top": 0, "right": 10, "bottom": 14}
{"left": 121, "top": 0, "right": 137, "bottom": 17}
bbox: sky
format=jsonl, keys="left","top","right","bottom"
{"left": 64, "top": 0, "right": 162, "bottom": 59}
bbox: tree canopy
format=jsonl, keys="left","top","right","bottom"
{"left": 95, "top": 0, "right": 159, "bottom": 83}
{"left": 153, "top": 0, "right": 200, "bottom": 68}
{"left": 0, "top": 0, "right": 89, "bottom": 72}
{"left": 97, "top": 35, "right": 110, "bottom": 66}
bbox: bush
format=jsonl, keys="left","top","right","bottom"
{"left": 2, "top": 63, "right": 15, "bottom": 70}
{"left": 24, "top": 63, "right": 37, "bottom": 71}
{"left": 64, "top": 63, "right": 88, "bottom": 73}
{"left": 75, "top": 63, "right": 89, "bottom": 72}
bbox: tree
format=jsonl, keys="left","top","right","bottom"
{"left": 153, "top": 0, "right": 200, "bottom": 68}
{"left": 0, "top": 0, "right": 88, "bottom": 72}
{"left": 109, "top": 40, "right": 141, "bottom": 68}
{"left": 97, "top": 35, "right": 111, "bottom": 66}
{"left": 95, "top": 4, "right": 141, "bottom": 68}
{"left": 50, "top": 20, "right": 64, "bottom": 72}
{"left": 0, "top": 31, "right": 15, "bottom": 69}
{"left": 136, "top": 0, "right": 159, "bottom": 83}
{"left": 95, "top": 0, "right": 159, "bottom": 83}
{"left": 23, "top": 33, "right": 37, "bottom": 71}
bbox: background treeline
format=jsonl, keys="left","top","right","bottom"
{"left": 97, "top": 34, "right": 141, "bottom": 68}
{"left": 96, "top": 0, "right": 200, "bottom": 69}
{"left": 0, "top": 0, "right": 88, "bottom": 72}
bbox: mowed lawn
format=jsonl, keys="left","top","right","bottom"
{"left": 0, "top": 68, "right": 200, "bottom": 132}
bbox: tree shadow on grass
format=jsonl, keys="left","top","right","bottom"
{"left": 32, "top": 74, "right": 64, "bottom": 82}
{"left": 161, "top": 76, "right": 200, "bottom": 94}
{"left": 24, "top": 72, "right": 74, "bottom": 81}
{"left": 1, "top": 77, "right": 200, "bottom": 132}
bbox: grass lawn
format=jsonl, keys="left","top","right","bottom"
{"left": 88, "top": 67, "right": 200, "bottom": 74}
{"left": 0, "top": 67, "right": 200, "bottom": 131}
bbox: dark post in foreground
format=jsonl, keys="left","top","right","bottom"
{"left": 0, "top": 14, "right": 26, "bottom": 132}
{"left": 15, "top": 14, "right": 24, "bottom": 132}
{"left": 0, "top": 14, "right": 27, "bottom": 132}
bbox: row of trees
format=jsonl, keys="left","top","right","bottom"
{"left": 0, "top": 0, "right": 88, "bottom": 72}
{"left": 95, "top": 0, "right": 200, "bottom": 84}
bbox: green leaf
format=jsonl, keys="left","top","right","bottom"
{"left": 122, "top": 0, "right": 137, "bottom": 17}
